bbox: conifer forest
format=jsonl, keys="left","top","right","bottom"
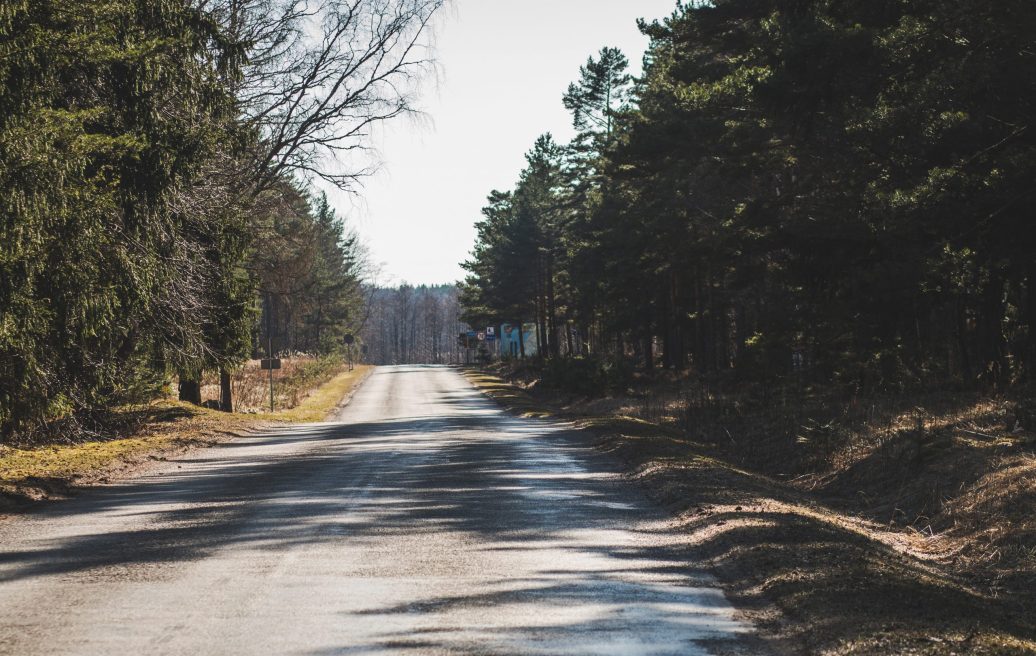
{"left": 462, "top": 2, "right": 1036, "bottom": 394}
{"left": 0, "top": 0, "right": 442, "bottom": 436}
{"left": 2, "top": 2, "right": 1036, "bottom": 654}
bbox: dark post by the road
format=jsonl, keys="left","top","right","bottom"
{"left": 268, "top": 294, "right": 274, "bottom": 413}
{"left": 344, "top": 334, "right": 355, "bottom": 371}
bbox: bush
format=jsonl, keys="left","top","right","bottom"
{"left": 540, "top": 357, "right": 633, "bottom": 397}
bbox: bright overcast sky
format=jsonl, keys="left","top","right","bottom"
{"left": 323, "top": 0, "right": 680, "bottom": 286}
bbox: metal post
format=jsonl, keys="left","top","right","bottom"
{"left": 267, "top": 294, "right": 274, "bottom": 413}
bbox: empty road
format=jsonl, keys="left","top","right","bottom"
{"left": 0, "top": 365, "right": 759, "bottom": 655}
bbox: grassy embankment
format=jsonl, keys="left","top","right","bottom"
{"left": 464, "top": 365, "right": 1036, "bottom": 656}
{"left": 0, "top": 360, "right": 371, "bottom": 509}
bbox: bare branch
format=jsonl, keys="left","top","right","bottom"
{"left": 204, "top": 0, "right": 445, "bottom": 191}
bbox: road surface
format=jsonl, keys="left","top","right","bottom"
{"left": 0, "top": 365, "right": 760, "bottom": 655}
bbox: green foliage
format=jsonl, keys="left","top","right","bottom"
{"left": 540, "top": 357, "right": 633, "bottom": 398}
{"left": 0, "top": 0, "right": 243, "bottom": 435}
{"left": 254, "top": 188, "right": 364, "bottom": 356}
{"left": 562, "top": 47, "right": 632, "bottom": 137}
{"left": 462, "top": 0, "right": 1036, "bottom": 391}
{"left": 0, "top": 0, "right": 369, "bottom": 438}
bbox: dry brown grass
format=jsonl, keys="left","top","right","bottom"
{"left": 464, "top": 367, "right": 1036, "bottom": 655}
{"left": 1, "top": 365, "right": 372, "bottom": 513}
{"left": 511, "top": 367, "right": 1036, "bottom": 599}
{"left": 197, "top": 356, "right": 352, "bottom": 412}
{"left": 0, "top": 400, "right": 256, "bottom": 510}
{"left": 937, "top": 453, "right": 1036, "bottom": 595}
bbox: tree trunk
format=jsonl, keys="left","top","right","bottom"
{"left": 733, "top": 302, "right": 747, "bottom": 369}
{"left": 693, "top": 270, "right": 706, "bottom": 372}
{"left": 956, "top": 299, "right": 973, "bottom": 383}
{"left": 547, "top": 254, "right": 560, "bottom": 359}
{"left": 178, "top": 378, "right": 202, "bottom": 405}
{"left": 977, "top": 268, "right": 1008, "bottom": 386}
{"left": 219, "top": 368, "right": 233, "bottom": 413}
{"left": 662, "top": 300, "right": 674, "bottom": 370}
{"left": 536, "top": 267, "right": 548, "bottom": 362}
{"left": 1025, "top": 258, "right": 1036, "bottom": 378}
{"left": 705, "top": 267, "right": 718, "bottom": 373}
{"left": 670, "top": 270, "right": 688, "bottom": 369}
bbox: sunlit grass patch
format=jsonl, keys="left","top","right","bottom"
{"left": 1, "top": 367, "right": 373, "bottom": 508}
{"left": 0, "top": 436, "right": 169, "bottom": 492}
{"left": 462, "top": 370, "right": 553, "bottom": 418}
{"left": 267, "top": 365, "right": 372, "bottom": 423}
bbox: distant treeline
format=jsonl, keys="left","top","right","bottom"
{"left": 361, "top": 285, "right": 467, "bottom": 365}
{"left": 462, "top": 2, "right": 1036, "bottom": 391}
{"left": 0, "top": 0, "right": 443, "bottom": 438}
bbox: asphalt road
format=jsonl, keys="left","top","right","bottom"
{"left": 0, "top": 365, "right": 760, "bottom": 655}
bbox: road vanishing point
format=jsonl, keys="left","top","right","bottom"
{"left": 0, "top": 366, "right": 762, "bottom": 655}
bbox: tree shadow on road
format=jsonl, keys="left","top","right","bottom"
{"left": 0, "top": 384, "right": 771, "bottom": 653}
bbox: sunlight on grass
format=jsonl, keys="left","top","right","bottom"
{"left": 1, "top": 367, "right": 373, "bottom": 503}
{"left": 463, "top": 370, "right": 553, "bottom": 418}
{"left": 1, "top": 437, "right": 170, "bottom": 492}
{"left": 267, "top": 365, "right": 372, "bottom": 423}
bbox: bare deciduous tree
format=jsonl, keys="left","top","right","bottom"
{"left": 202, "top": 0, "right": 445, "bottom": 190}
{"left": 361, "top": 285, "right": 466, "bottom": 365}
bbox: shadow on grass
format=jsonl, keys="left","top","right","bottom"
{"left": 607, "top": 438, "right": 1036, "bottom": 655}
{"left": 4, "top": 403, "right": 201, "bottom": 451}
{"left": 465, "top": 367, "right": 1036, "bottom": 655}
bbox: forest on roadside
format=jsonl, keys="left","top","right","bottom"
{"left": 361, "top": 284, "right": 467, "bottom": 365}
{"left": 460, "top": 1, "right": 1036, "bottom": 613}
{"left": 0, "top": 0, "right": 444, "bottom": 440}
{"left": 462, "top": 1, "right": 1036, "bottom": 395}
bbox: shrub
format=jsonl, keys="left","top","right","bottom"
{"left": 540, "top": 356, "right": 633, "bottom": 397}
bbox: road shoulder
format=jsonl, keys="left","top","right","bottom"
{"left": 462, "top": 368, "right": 1036, "bottom": 656}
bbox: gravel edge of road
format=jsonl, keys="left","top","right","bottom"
{"left": 326, "top": 366, "right": 375, "bottom": 421}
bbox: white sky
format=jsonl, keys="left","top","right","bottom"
{"left": 323, "top": 0, "right": 679, "bottom": 286}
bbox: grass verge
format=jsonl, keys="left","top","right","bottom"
{"left": 266, "top": 365, "right": 372, "bottom": 423}
{"left": 463, "top": 367, "right": 1036, "bottom": 656}
{"left": 0, "top": 365, "right": 372, "bottom": 513}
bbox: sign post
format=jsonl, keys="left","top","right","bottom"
{"left": 343, "top": 334, "right": 355, "bottom": 371}
{"left": 466, "top": 330, "right": 477, "bottom": 365}
{"left": 260, "top": 357, "right": 281, "bottom": 413}
{"left": 265, "top": 293, "right": 275, "bottom": 413}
